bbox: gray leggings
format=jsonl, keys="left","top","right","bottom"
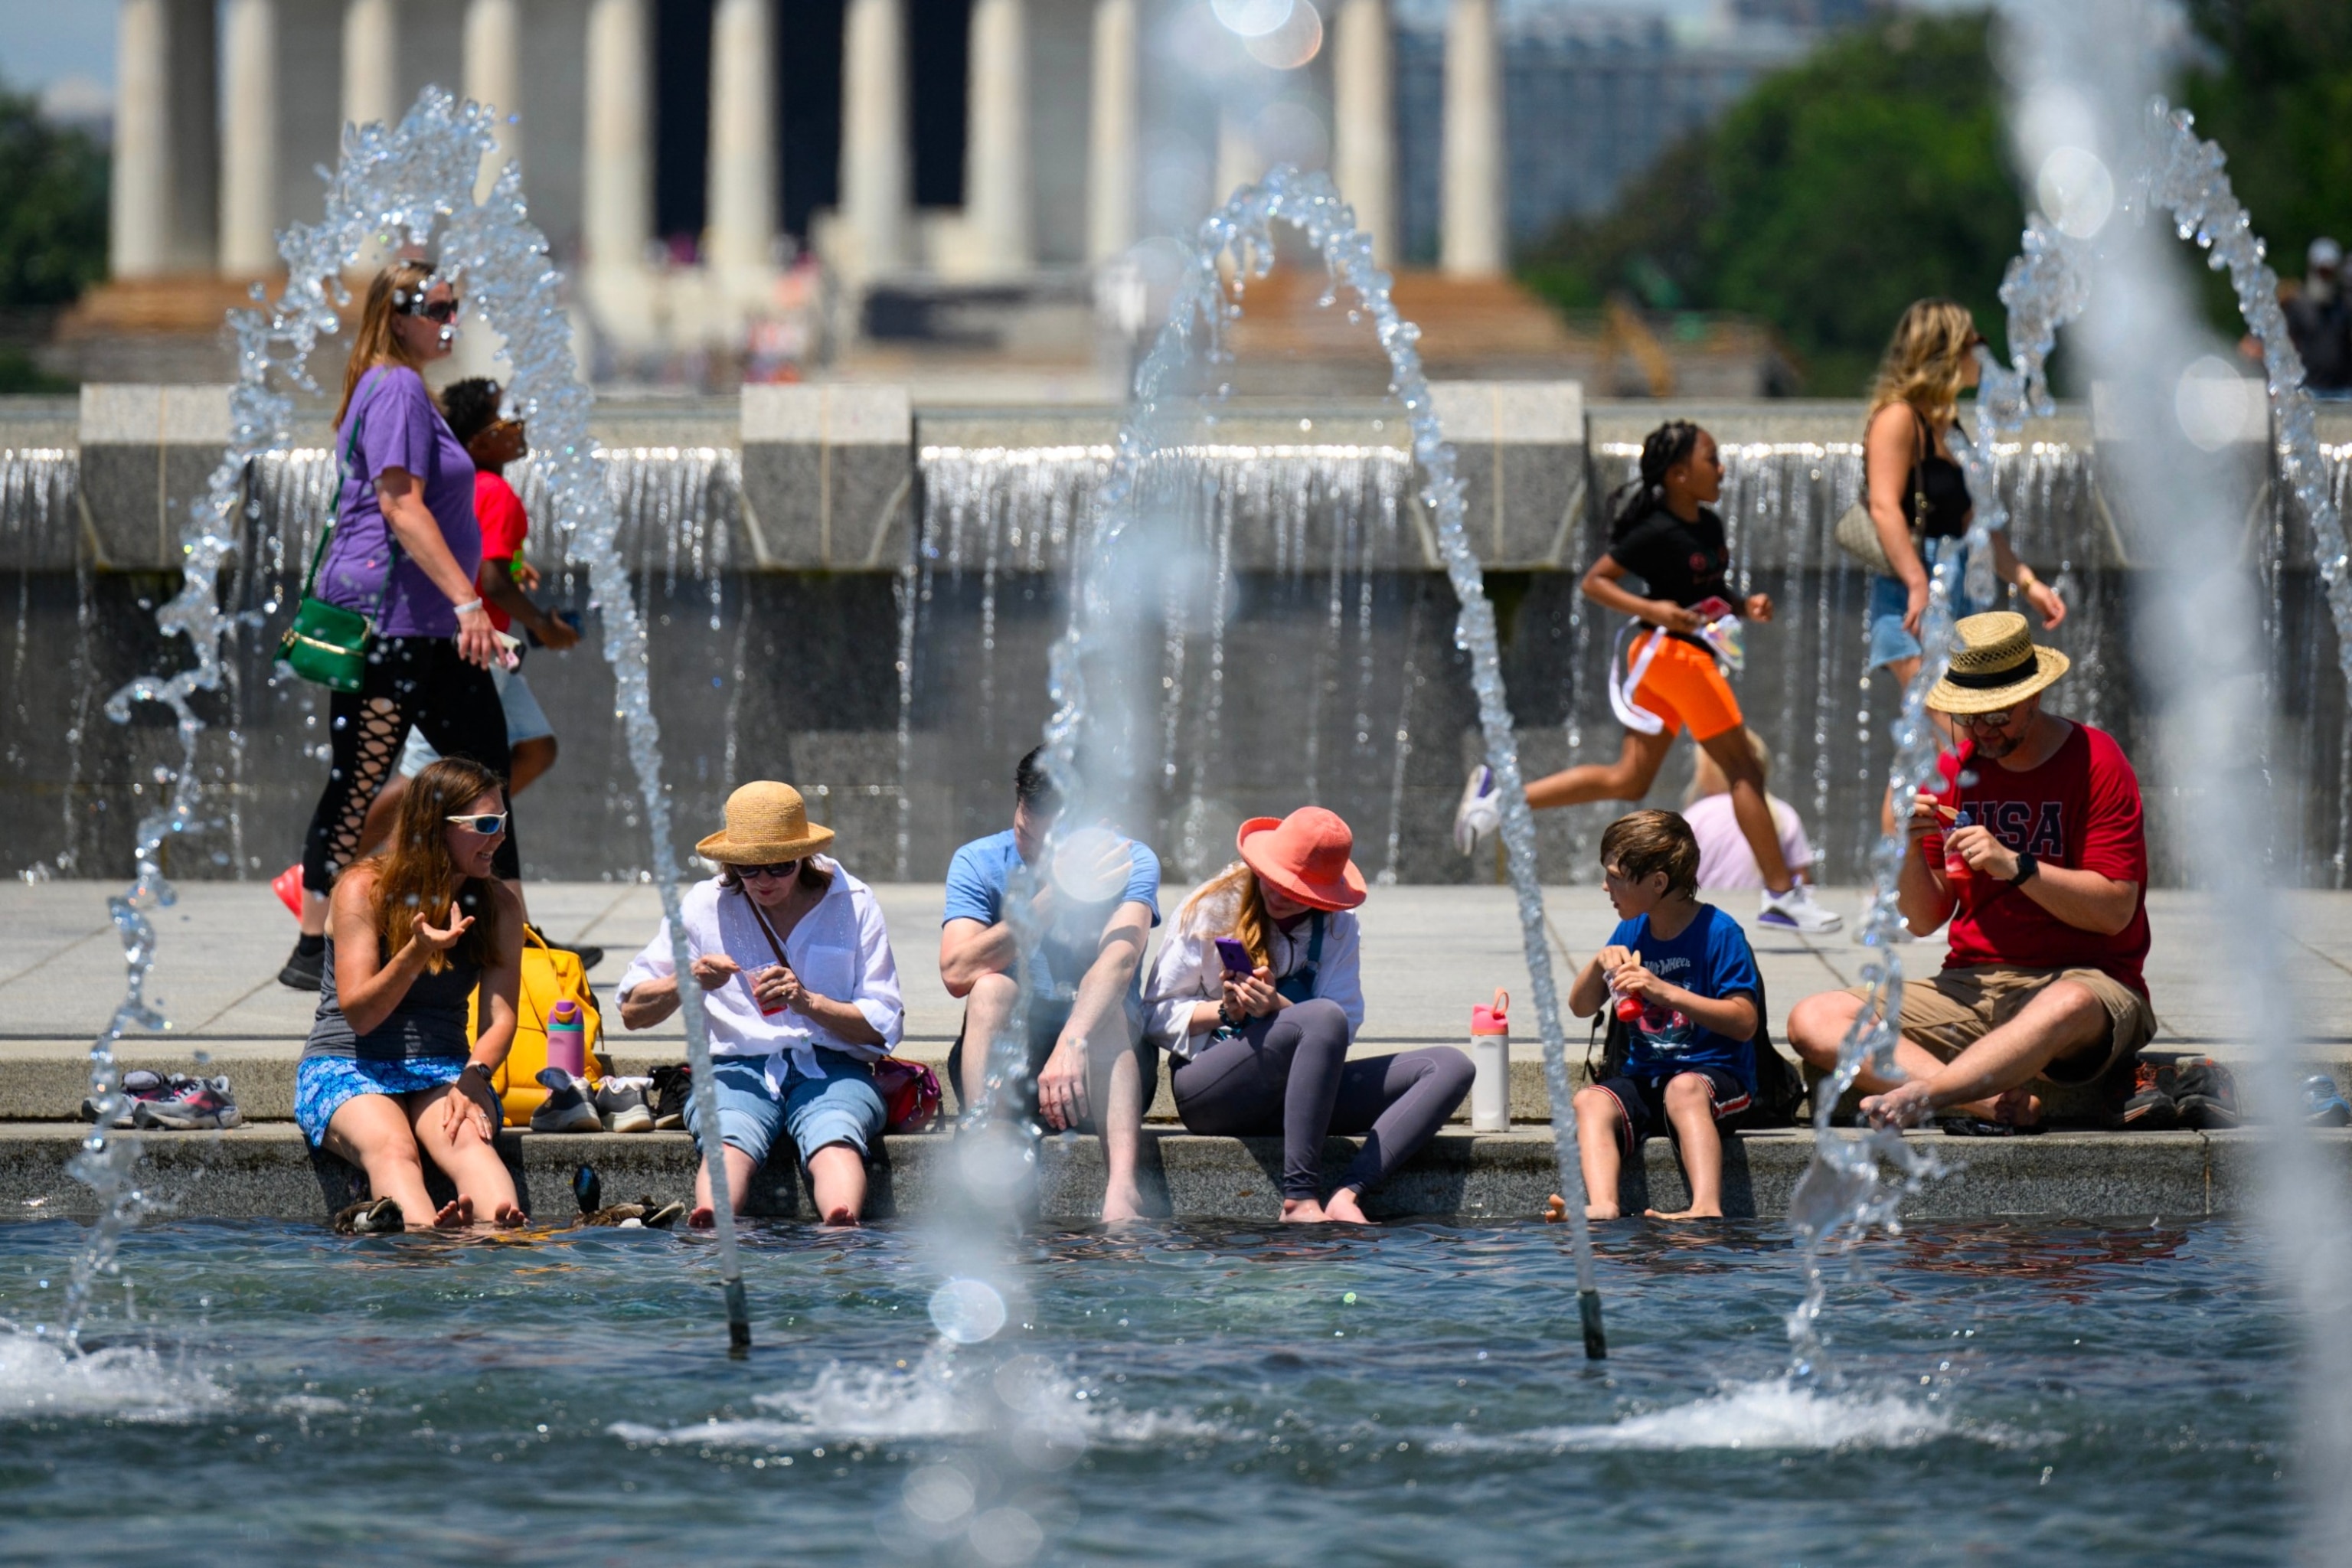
{"left": 1171, "top": 998, "right": 1474, "bottom": 1201}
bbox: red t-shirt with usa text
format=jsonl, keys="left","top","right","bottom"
{"left": 473, "top": 471, "right": 529, "bottom": 633}
{"left": 1926, "top": 722, "right": 2150, "bottom": 998}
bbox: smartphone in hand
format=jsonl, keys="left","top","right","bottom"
{"left": 1214, "top": 937, "right": 1253, "bottom": 975}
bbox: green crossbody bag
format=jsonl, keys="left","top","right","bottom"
{"left": 276, "top": 397, "right": 393, "bottom": 693}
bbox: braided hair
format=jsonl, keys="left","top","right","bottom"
{"left": 1607, "top": 419, "right": 1704, "bottom": 542}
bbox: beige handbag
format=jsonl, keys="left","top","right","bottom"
{"left": 1834, "top": 411, "right": 1935, "bottom": 575}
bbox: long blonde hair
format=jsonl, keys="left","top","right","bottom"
{"left": 363, "top": 756, "right": 503, "bottom": 975}
{"left": 1868, "top": 297, "right": 1978, "bottom": 423}
{"left": 334, "top": 260, "right": 437, "bottom": 428}
{"left": 1174, "top": 861, "right": 1272, "bottom": 972}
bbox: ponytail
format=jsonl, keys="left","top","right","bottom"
{"left": 1606, "top": 419, "right": 1704, "bottom": 542}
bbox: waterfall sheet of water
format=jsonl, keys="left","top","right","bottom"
{"left": 90, "top": 89, "right": 750, "bottom": 1348}
{"left": 1032, "top": 166, "right": 1606, "bottom": 1356}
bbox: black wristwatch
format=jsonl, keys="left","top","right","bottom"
{"left": 462, "top": 1060, "right": 495, "bottom": 1084}
{"left": 2007, "top": 850, "right": 2040, "bottom": 887}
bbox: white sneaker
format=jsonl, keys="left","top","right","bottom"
{"left": 1452, "top": 764, "right": 1501, "bottom": 857}
{"left": 1759, "top": 883, "right": 1843, "bottom": 935}
{"left": 531, "top": 1067, "right": 603, "bottom": 1133}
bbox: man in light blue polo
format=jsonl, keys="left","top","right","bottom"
{"left": 939, "top": 746, "right": 1160, "bottom": 1223}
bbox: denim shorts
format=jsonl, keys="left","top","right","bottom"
{"left": 399, "top": 665, "right": 554, "bottom": 777}
{"left": 294, "top": 1055, "right": 469, "bottom": 1145}
{"left": 1865, "top": 537, "right": 1993, "bottom": 671}
{"left": 684, "top": 1050, "right": 887, "bottom": 1169}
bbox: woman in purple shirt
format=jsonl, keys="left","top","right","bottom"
{"left": 282, "top": 260, "right": 518, "bottom": 991}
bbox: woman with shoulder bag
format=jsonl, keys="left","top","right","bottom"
{"left": 282, "top": 260, "right": 518, "bottom": 991}
{"left": 1145, "top": 808, "right": 1471, "bottom": 1225}
{"left": 615, "top": 783, "right": 903, "bottom": 1228}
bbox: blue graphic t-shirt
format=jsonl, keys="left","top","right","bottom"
{"left": 1606, "top": 903, "right": 1761, "bottom": 1093}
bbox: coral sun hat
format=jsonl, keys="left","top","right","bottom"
{"left": 695, "top": 781, "right": 835, "bottom": 864}
{"left": 1236, "top": 807, "right": 1367, "bottom": 912}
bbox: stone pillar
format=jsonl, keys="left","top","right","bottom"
{"left": 963, "top": 0, "right": 1032, "bottom": 275}
{"left": 1331, "top": 0, "right": 1395, "bottom": 267}
{"left": 583, "top": 0, "right": 654, "bottom": 273}
{"left": 1442, "top": 0, "right": 1505, "bottom": 277}
{"left": 220, "top": 0, "right": 279, "bottom": 276}
{"left": 838, "top": 0, "right": 910, "bottom": 279}
{"left": 705, "top": 0, "right": 779, "bottom": 278}
{"left": 342, "top": 0, "right": 399, "bottom": 130}
{"left": 464, "top": 0, "right": 523, "bottom": 194}
{"left": 1086, "top": 0, "right": 1138, "bottom": 264}
{"left": 1214, "top": 106, "right": 1260, "bottom": 209}
{"left": 111, "top": 0, "right": 217, "bottom": 278}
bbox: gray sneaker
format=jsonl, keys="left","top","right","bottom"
{"left": 594, "top": 1077, "right": 654, "bottom": 1134}
{"left": 531, "top": 1067, "right": 603, "bottom": 1134}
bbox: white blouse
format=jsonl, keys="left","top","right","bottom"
{"left": 616, "top": 857, "right": 903, "bottom": 1083}
{"left": 1142, "top": 881, "right": 1364, "bottom": 1054}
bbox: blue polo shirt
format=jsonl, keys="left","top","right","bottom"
{"left": 942, "top": 829, "right": 1161, "bottom": 1004}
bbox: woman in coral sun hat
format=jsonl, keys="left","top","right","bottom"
{"left": 1143, "top": 807, "right": 1472, "bottom": 1224}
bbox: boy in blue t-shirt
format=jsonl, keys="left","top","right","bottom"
{"left": 1560, "top": 808, "right": 1762, "bottom": 1221}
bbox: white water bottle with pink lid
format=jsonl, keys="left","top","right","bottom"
{"left": 1469, "top": 989, "right": 1510, "bottom": 1132}
{"left": 547, "top": 998, "right": 586, "bottom": 1079}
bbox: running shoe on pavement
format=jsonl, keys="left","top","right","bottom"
{"left": 648, "top": 1064, "right": 691, "bottom": 1131}
{"left": 279, "top": 939, "right": 325, "bottom": 991}
{"left": 531, "top": 1067, "right": 603, "bottom": 1133}
{"left": 2120, "top": 1061, "right": 2178, "bottom": 1130}
{"left": 82, "top": 1069, "right": 170, "bottom": 1128}
{"left": 132, "top": 1075, "right": 243, "bottom": 1131}
{"left": 2300, "top": 1073, "right": 2352, "bottom": 1128}
{"left": 596, "top": 1077, "right": 655, "bottom": 1134}
{"left": 1759, "top": 883, "right": 1843, "bottom": 935}
{"left": 1452, "top": 765, "right": 1501, "bottom": 858}
{"left": 2171, "top": 1059, "right": 2242, "bottom": 1130}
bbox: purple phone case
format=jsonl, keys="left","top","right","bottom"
{"left": 1215, "top": 937, "right": 1253, "bottom": 973}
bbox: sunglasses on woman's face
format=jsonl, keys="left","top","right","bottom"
{"left": 406, "top": 297, "right": 460, "bottom": 323}
{"left": 446, "top": 812, "right": 508, "bottom": 835}
{"left": 737, "top": 860, "right": 801, "bottom": 880}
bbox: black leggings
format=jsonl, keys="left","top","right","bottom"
{"left": 1171, "top": 998, "right": 1473, "bottom": 1201}
{"left": 301, "top": 635, "right": 518, "bottom": 892}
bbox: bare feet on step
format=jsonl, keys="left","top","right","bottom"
{"left": 1280, "top": 1197, "right": 1328, "bottom": 1223}
{"left": 1321, "top": 1187, "right": 1370, "bottom": 1225}
{"left": 1643, "top": 1205, "right": 1723, "bottom": 1221}
{"left": 1546, "top": 1194, "right": 1620, "bottom": 1223}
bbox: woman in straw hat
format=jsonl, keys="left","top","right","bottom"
{"left": 616, "top": 782, "right": 904, "bottom": 1226}
{"left": 1144, "top": 808, "right": 1472, "bottom": 1223}
{"left": 1786, "top": 612, "right": 2154, "bottom": 1132}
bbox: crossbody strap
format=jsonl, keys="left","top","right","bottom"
{"left": 299, "top": 367, "right": 400, "bottom": 621}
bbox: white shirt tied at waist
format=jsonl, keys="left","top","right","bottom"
{"left": 616, "top": 858, "right": 904, "bottom": 1088}
{"left": 1142, "top": 888, "right": 1364, "bottom": 1055}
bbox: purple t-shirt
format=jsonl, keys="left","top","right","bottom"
{"left": 316, "top": 364, "right": 479, "bottom": 639}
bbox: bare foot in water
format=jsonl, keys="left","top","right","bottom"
{"left": 1546, "top": 1194, "right": 1620, "bottom": 1223}
{"left": 1100, "top": 1186, "right": 1145, "bottom": 1226}
{"left": 688, "top": 1205, "right": 716, "bottom": 1230}
{"left": 1322, "top": 1188, "right": 1371, "bottom": 1225}
{"left": 1280, "top": 1197, "right": 1328, "bottom": 1223}
{"left": 1644, "top": 1204, "right": 1723, "bottom": 1221}
{"left": 429, "top": 1197, "right": 471, "bottom": 1230}
{"left": 491, "top": 1200, "right": 526, "bottom": 1227}
{"left": 820, "top": 1205, "right": 860, "bottom": 1227}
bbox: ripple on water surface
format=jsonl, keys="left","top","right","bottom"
{"left": 0, "top": 1217, "right": 2301, "bottom": 1565}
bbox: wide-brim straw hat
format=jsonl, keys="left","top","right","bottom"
{"left": 695, "top": 781, "right": 835, "bottom": 864}
{"left": 1237, "top": 807, "right": 1367, "bottom": 912}
{"left": 1924, "top": 611, "right": 2070, "bottom": 715}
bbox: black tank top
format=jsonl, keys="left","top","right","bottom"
{"left": 304, "top": 933, "right": 482, "bottom": 1062}
{"left": 1900, "top": 406, "right": 1971, "bottom": 541}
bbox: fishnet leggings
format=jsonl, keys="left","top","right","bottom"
{"left": 302, "top": 635, "right": 517, "bottom": 891}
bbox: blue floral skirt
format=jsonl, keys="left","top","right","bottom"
{"left": 294, "top": 1055, "right": 469, "bottom": 1146}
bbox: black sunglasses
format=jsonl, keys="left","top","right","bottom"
{"left": 403, "top": 296, "right": 460, "bottom": 324}
{"left": 734, "top": 859, "right": 802, "bottom": 880}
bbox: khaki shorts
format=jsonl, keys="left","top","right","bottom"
{"left": 1842, "top": 965, "right": 2157, "bottom": 1122}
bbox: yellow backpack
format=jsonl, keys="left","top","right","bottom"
{"left": 469, "top": 927, "right": 606, "bottom": 1126}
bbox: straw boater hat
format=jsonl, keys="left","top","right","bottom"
{"left": 695, "top": 781, "right": 835, "bottom": 864}
{"left": 1236, "top": 807, "right": 1367, "bottom": 912}
{"left": 1924, "top": 611, "right": 2070, "bottom": 716}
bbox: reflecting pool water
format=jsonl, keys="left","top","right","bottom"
{"left": 0, "top": 1219, "right": 2292, "bottom": 1563}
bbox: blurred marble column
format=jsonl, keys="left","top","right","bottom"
{"left": 1214, "top": 105, "right": 1261, "bottom": 208}
{"left": 111, "top": 0, "right": 217, "bottom": 278}
{"left": 706, "top": 0, "right": 779, "bottom": 280}
{"left": 464, "top": 0, "right": 522, "bottom": 198}
{"left": 839, "top": 0, "right": 910, "bottom": 279}
{"left": 1331, "top": 0, "right": 1394, "bottom": 267}
{"left": 1442, "top": 0, "right": 1504, "bottom": 276}
{"left": 220, "top": 0, "right": 281, "bottom": 275}
{"left": 1086, "top": 0, "right": 1138, "bottom": 263}
{"left": 342, "top": 0, "right": 399, "bottom": 130}
{"left": 583, "top": 0, "right": 653, "bottom": 273}
{"left": 962, "top": 0, "right": 1033, "bottom": 275}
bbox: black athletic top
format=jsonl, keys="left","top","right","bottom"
{"left": 1609, "top": 505, "right": 1735, "bottom": 649}
{"left": 1900, "top": 406, "right": 1971, "bottom": 541}
{"left": 305, "top": 935, "right": 481, "bottom": 1062}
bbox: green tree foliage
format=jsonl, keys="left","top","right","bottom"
{"left": 2181, "top": 0, "right": 2352, "bottom": 283}
{"left": 0, "top": 84, "right": 108, "bottom": 309}
{"left": 1523, "top": 11, "right": 2025, "bottom": 397}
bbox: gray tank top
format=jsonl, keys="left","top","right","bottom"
{"left": 303, "top": 935, "right": 480, "bottom": 1062}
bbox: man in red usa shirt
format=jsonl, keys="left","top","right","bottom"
{"left": 1788, "top": 612, "right": 2154, "bottom": 1130}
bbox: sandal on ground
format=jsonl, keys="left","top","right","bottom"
{"left": 1934, "top": 1116, "right": 2047, "bottom": 1138}
{"left": 333, "top": 1196, "right": 403, "bottom": 1234}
